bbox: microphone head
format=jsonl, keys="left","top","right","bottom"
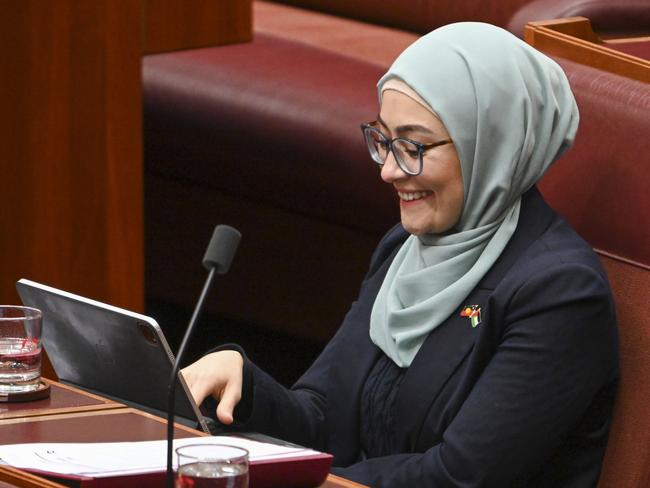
{"left": 202, "top": 225, "right": 242, "bottom": 274}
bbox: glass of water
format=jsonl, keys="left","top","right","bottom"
{"left": 0, "top": 306, "right": 42, "bottom": 393}
{"left": 176, "top": 443, "right": 249, "bottom": 488}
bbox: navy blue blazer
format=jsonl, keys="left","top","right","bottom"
{"left": 219, "top": 188, "right": 618, "bottom": 487}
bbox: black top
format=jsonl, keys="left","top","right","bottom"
{"left": 359, "top": 354, "right": 407, "bottom": 460}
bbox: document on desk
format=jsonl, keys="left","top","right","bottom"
{"left": 0, "top": 436, "right": 324, "bottom": 477}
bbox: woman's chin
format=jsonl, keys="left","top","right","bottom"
{"left": 401, "top": 216, "right": 457, "bottom": 236}
{"left": 401, "top": 220, "right": 431, "bottom": 236}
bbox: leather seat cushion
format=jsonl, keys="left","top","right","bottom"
{"left": 606, "top": 40, "right": 650, "bottom": 61}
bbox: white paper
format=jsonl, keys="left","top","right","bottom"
{"left": 0, "top": 436, "right": 322, "bottom": 478}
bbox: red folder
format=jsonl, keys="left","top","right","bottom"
{"left": 27, "top": 451, "right": 333, "bottom": 488}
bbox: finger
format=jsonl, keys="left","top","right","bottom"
{"left": 180, "top": 368, "right": 212, "bottom": 405}
{"left": 216, "top": 375, "right": 242, "bottom": 425}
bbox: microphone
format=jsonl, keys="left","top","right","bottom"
{"left": 166, "top": 225, "right": 242, "bottom": 488}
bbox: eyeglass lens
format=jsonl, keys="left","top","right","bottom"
{"left": 363, "top": 128, "right": 421, "bottom": 175}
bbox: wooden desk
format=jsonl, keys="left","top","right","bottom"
{"left": 0, "top": 381, "right": 366, "bottom": 488}
{"left": 0, "top": 408, "right": 201, "bottom": 445}
{"left": 0, "top": 466, "right": 67, "bottom": 488}
{"left": 0, "top": 407, "right": 204, "bottom": 488}
{"left": 524, "top": 17, "right": 650, "bottom": 83}
{"left": 0, "top": 467, "right": 363, "bottom": 488}
{"left": 0, "top": 380, "right": 122, "bottom": 421}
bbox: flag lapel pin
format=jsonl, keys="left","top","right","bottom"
{"left": 460, "top": 305, "right": 482, "bottom": 328}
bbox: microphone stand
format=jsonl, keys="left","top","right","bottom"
{"left": 165, "top": 224, "right": 241, "bottom": 488}
{"left": 166, "top": 266, "right": 216, "bottom": 488}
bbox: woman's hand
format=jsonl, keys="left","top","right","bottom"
{"left": 180, "top": 350, "right": 244, "bottom": 425}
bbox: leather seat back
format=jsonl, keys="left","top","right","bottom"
{"left": 540, "top": 58, "right": 650, "bottom": 266}
{"left": 597, "top": 256, "right": 650, "bottom": 488}
{"left": 270, "top": 0, "right": 535, "bottom": 33}
{"left": 540, "top": 57, "right": 650, "bottom": 487}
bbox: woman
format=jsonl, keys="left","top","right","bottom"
{"left": 182, "top": 22, "right": 618, "bottom": 487}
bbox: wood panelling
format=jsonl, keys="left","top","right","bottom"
{"left": 0, "top": 1, "right": 144, "bottom": 312}
{"left": 0, "top": 0, "right": 251, "bottom": 369}
{"left": 143, "top": 0, "right": 253, "bottom": 54}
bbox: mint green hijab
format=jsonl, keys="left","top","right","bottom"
{"left": 369, "top": 22, "right": 579, "bottom": 367}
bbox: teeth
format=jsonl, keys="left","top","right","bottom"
{"left": 398, "top": 191, "right": 431, "bottom": 201}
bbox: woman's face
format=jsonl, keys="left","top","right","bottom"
{"left": 379, "top": 90, "right": 464, "bottom": 235}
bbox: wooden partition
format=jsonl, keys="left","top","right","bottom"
{"left": 0, "top": 1, "right": 144, "bottom": 314}
{"left": 524, "top": 17, "right": 650, "bottom": 83}
{"left": 0, "top": 1, "right": 251, "bottom": 315}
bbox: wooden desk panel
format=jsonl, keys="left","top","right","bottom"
{"left": 0, "top": 380, "right": 123, "bottom": 421}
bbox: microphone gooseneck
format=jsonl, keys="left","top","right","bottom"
{"left": 166, "top": 225, "right": 242, "bottom": 488}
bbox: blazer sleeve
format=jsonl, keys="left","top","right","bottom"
{"left": 331, "top": 262, "right": 618, "bottom": 487}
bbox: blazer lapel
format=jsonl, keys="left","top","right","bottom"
{"left": 393, "top": 290, "right": 484, "bottom": 450}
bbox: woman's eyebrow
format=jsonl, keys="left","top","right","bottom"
{"left": 376, "top": 114, "right": 436, "bottom": 136}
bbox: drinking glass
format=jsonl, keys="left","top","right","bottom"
{"left": 176, "top": 443, "right": 249, "bottom": 488}
{"left": 0, "top": 306, "right": 42, "bottom": 393}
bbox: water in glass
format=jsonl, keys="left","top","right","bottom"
{"left": 0, "top": 336, "right": 41, "bottom": 392}
{"left": 176, "top": 462, "right": 249, "bottom": 488}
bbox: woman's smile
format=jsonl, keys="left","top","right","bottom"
{"left": 397, "top": 190, "right": 434, "bottom": 206}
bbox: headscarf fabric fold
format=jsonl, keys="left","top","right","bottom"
{"left": 369, "top": 22, "right": 579, "bottom": 367}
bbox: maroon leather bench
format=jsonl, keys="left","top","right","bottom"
{"left": 144, "top": 35, "right": 395, "bottom": 342}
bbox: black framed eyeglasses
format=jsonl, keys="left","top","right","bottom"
{"left": 360, "top": 122, "right": 452, "bottom": 176}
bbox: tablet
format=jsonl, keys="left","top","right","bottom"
{"left": 16, "top": 279, "right": 209, "bottom": 433}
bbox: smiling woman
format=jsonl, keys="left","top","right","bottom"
{"left": 181, "top": 22, "right": 618, "bottom": 488}
{"left": 372, "top": 85, "right": 464, "bottom": 236}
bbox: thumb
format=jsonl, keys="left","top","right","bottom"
{"left": 216, "top": 379, "right": 242, "bottom": 425}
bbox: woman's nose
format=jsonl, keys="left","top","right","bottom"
{"left": 380, "top": 150, "right": 404, "bottom": 183}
